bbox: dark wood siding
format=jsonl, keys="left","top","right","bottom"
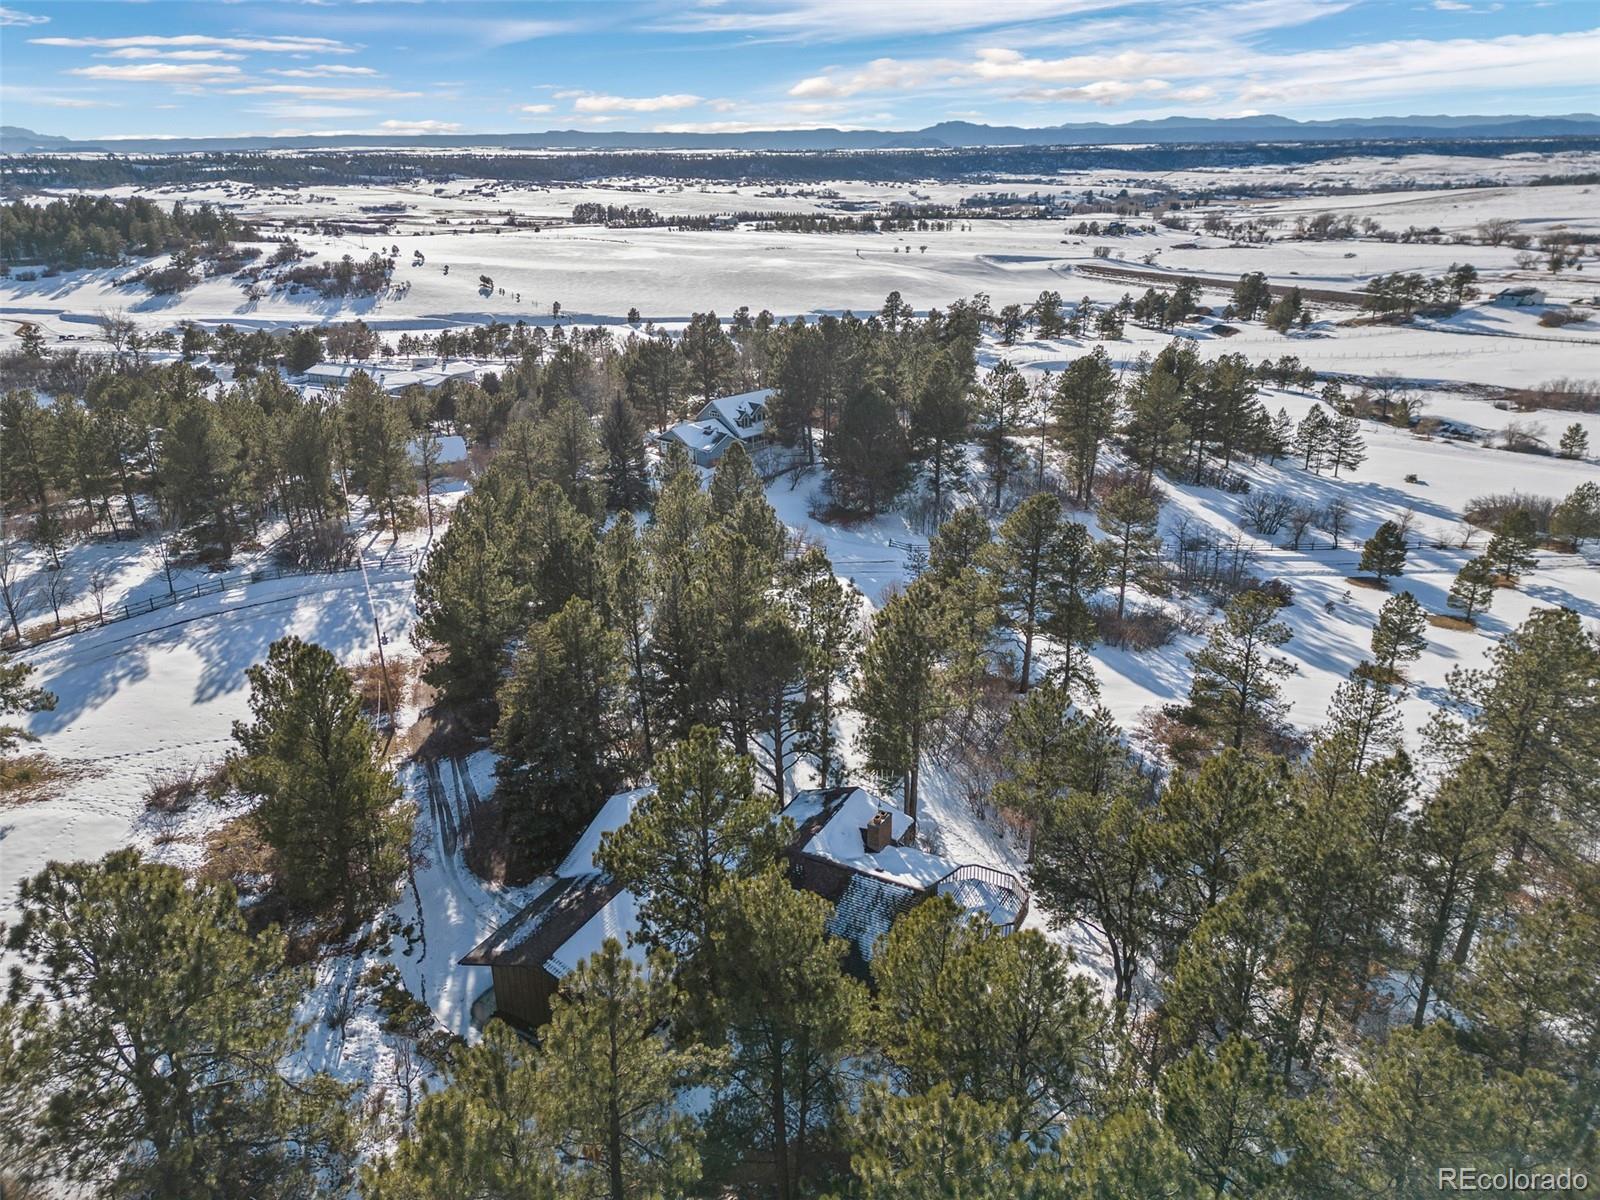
{"left": 491, "top": 964, "right": 559, "bottom": 1033}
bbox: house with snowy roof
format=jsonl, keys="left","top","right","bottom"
{"left": 460, "top": 783, "right": 1026, "bottom": 1032}
{"left": 660, "top": 387, "right": 772, "bottom": 466}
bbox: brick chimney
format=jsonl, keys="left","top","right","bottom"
{"left": 862, "top": 809, "right": 893, "bottom": 853}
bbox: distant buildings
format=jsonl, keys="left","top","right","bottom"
{"left": 298, "top": 359, "right": 481, "bottom": 395}
{"left": 1493, "top": 286, "right": 1546, "bottom": 307}
{"left": 461, "top": 784, "right": 1027, "bottom": 1032}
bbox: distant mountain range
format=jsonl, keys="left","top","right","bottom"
{"left": 5, "top": 114, "right": 1600, "bottom": 155}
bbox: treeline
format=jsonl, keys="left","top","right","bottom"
{"left": 10, "top": 136, "right": 1596, "bottom": 191}
{"left": 0, "top": 195, "right": 255, "bottom": 271}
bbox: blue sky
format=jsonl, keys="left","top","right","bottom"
{"left": 2, "top": 0, "right": 1596, "bottom": 139}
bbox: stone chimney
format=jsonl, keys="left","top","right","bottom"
{"left": 862, "top": 809, "right": 894, "bottom": 853}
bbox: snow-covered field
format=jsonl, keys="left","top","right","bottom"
{"left": 2, "top": 152, "right": 1597, "bottom": 1104}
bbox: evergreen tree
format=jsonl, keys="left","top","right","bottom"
{"left": 873, "top": 897, "right": 1107, "bottom": 1142}
{"left": 978, "top": 360, "right": 1028, "bottom": 506}
{"left": 1030, "top": 781, "right": 1160, "bottom": 1006}
{"left": 1184, "top": 591, "right": 1297, "bottom": 753}
{"left": 849, "top": 1085, "right": 1031, "bottom": 1200}
{"left": 343, "top": 372, "right": 417, "bottom": 535}
{"left": 4, "top": 851, "right": 355, "bottom": 1198}
{"left": 1483, "top": 509, "right": 1538, "bottom": 583}
{"left": 1369, "top": 591, "right": 1427, "bottom": 682}
{"left": 362, "top": 1021, "right": 557, "bottom": 1200}
{"left": 988, "top": 492, "right": 1065, "bottom": 694}
{"left": 783, "top": 546, "right": 862, "bottom": 787}
{"left": 1121, "top": 353, "right": 1188, "bottom": 483}
{"left": 1293, "top": 405, "right": 1332, "bottom": 473}
{"left": 706, "top": 869, "right": 865, "bottom": 1200}
{"left": 680, "top": 311, "right": 735, "bottom": 401}
{"left": 602, "top": 518, "right": 656, "bottom": 765}
{"left": 536, "top": 941, "right": 708, "bottom": 1200}
{"left": 519, "top": 480, "right": 601, "bottom": 619}
{"left": 1162, "top": 1036, "right": 1288, "bottom": 1197}
{"left": 535, "top": 393, "right": 602, "bottom": 520}
{"left": 596, "top": 726, "right": 779, "bottom": 964}
{"left": 1551, "top": 480, "right": 1600, "bottom": 548}
{"left": 1057, "top": 1109, "right": 1192, "bottom": 1200}
{"left": 1231, "top": 272, "right": 1271, "bottom": 321}
{"left": 1095, "top": 484, "right": 1163, "bottom": 620}
{"left": 1359, "top": 520, "right": 1408, "bottom": 583}
{"left": 494, "top": 597, "right": 632, "bottom": 856}
{"left": 828, "top": 381, "right": 907, "bottom": 516}
{"left": 599, "top": 392, "right": 650, "bottom": 512}
{"left": 1558, "top": 422, "right": 1589, "bottom": 459}
{"left": 1329, "top": 413, "right": 1366, "bottom": 477}
{"left": 1043, "top": 521, "right": 1108, "bottom": 695}
{"left": 909, "top": 350, "right": 971, "bottom": 520}
{"left": 413, "top": 481, "right": 526, "bottom": 720}
{"left": 854, "top": 579, "right": 955, "bottom": 819}
{"left": 1446, "top": 556, "right": 1496, "bottom": 622}
{"left": 228, "top": 636, "right": 407, "bottom": 924}
{"left": 0, "top": 651, "right": 56, "bottom": 757}
{"left": 1054, "top": 347, "right": 1120, "bottom": 503}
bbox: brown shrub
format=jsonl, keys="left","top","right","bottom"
{"left": 350, "top": 651, "right": 415, "bottom": 722}
{"left": 144, "top": 760, "right": 227, "bottom": 814}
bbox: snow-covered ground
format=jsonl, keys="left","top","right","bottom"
{"left": 2, "top": 156, "right": 1597, "bottom": 1109}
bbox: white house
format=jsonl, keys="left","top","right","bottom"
{"left": 661, "top": 387, "right": 773, "bottom": 466}
{"left": 1494, "top": 286, "right": 1546, "bottom": 307}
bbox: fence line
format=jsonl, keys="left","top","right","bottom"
{"left": 13, "top": 549, "right": 424, "bottom": 651}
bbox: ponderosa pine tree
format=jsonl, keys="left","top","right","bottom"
{"left": 413, "top": 485, "right": 526, "bottom": 721}
{"left": 1369, "top": 590, "right": 1427, "bottom": 682}
{"left": 1043, "top": 520, "right": 1107, "bottom": 696}
{"left": 1183, "top": 591, "right": 1297, "bottom": 753}
{"left": 849, "top": 1084, "right": 1031, "bottom": 1200}
{"left": 1446, "top": 556, "right": 1496, "bottom": 622}
{"left": 1054, "top": 346, "right": 1119, "bottom": 503}
{"left": 535, "top": 941, "right": 708, "bottom": 1200}
{"left": 1162, "top": 1035, "right": 1289, "bottom": 1197}
{"left": 4, "top": 851, "right": 355, "bottom": 1198}
{"left": 925, "top": 505, "right": 992, "bottom": 583}
{"left": 1484, "top": 509, "right": 1538, "bottom": 583}
{"left": 494, "top": 596, "right": 632, "bottom": 858}
{"left": 228, "top": 636, "right": 407, "bottom": 924}
{"left": 854, "top": 578, "right": 954, "bottom": 820}
{"left": 783, "top": 546, "right": 862, "bottom": 787}
{"left": 1558, "top": 422, "right": 1589, "bottom": 460}
{"left": 599, "top": 392, "right": 651, "bottom": 512}
{"left": 988, "top": 492, "right": 1066, "bottom": 694}
{"left": 518, "top": 479, "right": 601, "bottom": 620}
{"left": 1359, "top": 520, "right": 1408, "bottom": 583}
{"left": 828, "top": 381, "right": 908, "bottom": 516}
{"left": 0, "top": 651, "right": 55, "bottom": 757}
{"left": 909, "top": 349, "right": 971, "bottom": 521}
{"left": 623, "top": 330, "right": 686, "bottom": 434}
{"left": 978, "top": 359, "right": 1027, "bottom": 506}
{"left": 536, "top": 393, "right": 602, "bottom": 520}
{"left": 1095, "top": 484, "right": 1163, "bottom": 621}
{"left": 706, "top": 869, "right": 866, "bottom": 1200}
{"left": 1329, "top": 413, "right": 1366, "bottom": 477}
{"left": 596, "top": 726, "right": 780, "bottom": 964}
{"left": 1293, "top": 405, "right": 1332, "bottom": 473}
{"left": 602, "top": 518, "right": 655, "bottom": 765}
{"left": 1551, "top": 480, "right": 1600, "bottom": 548}
{"left": 680, "top": 311, "right": 735, "bottom": 401}
{"left": 872, "top": 896, "right": 1107, "bottom": 1143}
{"left": 361, "top": 1021, "right": 557, "bottom": 1200}
{"left": 343, "top": 371, "right": 416, "bottom": 536}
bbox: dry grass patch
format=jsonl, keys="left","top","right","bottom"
{"left": 144, "top": 760, "right": 228, "bottom": 814}
{"left": 351, "top": 650, "right": 416, "bottom": 724}
{"left": 0, "top": 753, "right": 99, "bottom": 807}
{"left": 1346, "top": 575, "right": 1391, "bottom": 591}
{"left": 1427, "top": 613, "right": 1478, "bottom": 633}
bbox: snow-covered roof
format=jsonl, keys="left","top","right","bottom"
{"left": 544, "top": 889, "right": 643, "bottom": 979}
{"left": 664, "top": 419, "right": 731, "bottom": 454}
{"left": 556, "top": 786, "right": 653, "bottom": 878}
{"left": 699, "top": 388, "right": 772, "bottom": 439}
{"left": 784, "top": 787, "right": 951, "bottom": 891}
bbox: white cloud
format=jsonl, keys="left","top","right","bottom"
{"left": 250, "top": 103, "right": 379, "bottom": 120}
{"left": 520, "top": 103, "right": 555, "bottom": 114}
{"left": 226, "top": 84, "right": 424, "bottom": 100}
{"left": 660, "top": 0, "right": 1125, "bottom": 42}
{"left": 377, "top": 119, "right": 462, "bottom": 134}
{"left": 269, "top": 65, "right": 381, "bottom": 78}
{"left": 69, "top": 62, "right": 245, "bottom": 83}
{"left": 0, "top": 84, "right": 106, "bottom": 108}
{"left": 101, "top": 48, "right": 245, "bottom": 61}
{"left": 0, "top": 6, "right": 49, "bottom": 26}
{"left": 32, "top": 34, "right": 352, "bottom": 53}
{"left": 1432, "top": 0, "right": 1471, "bottom": 9}
{"left": 567, "top": 92, "right": 704, "bottom": 113}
